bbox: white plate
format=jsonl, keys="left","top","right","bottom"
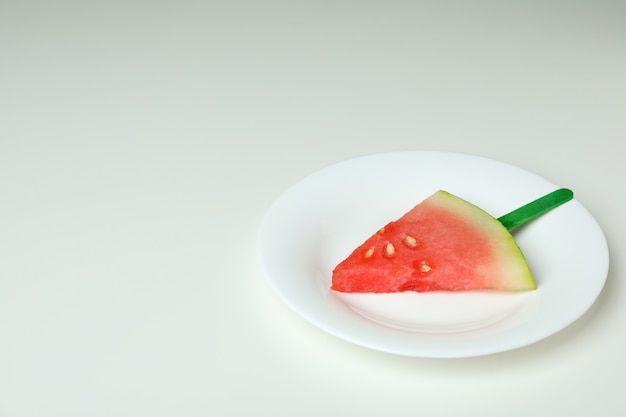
{"left": 257, "top": 151, "right": 609, "bottom": 358}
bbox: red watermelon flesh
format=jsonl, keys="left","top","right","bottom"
{"left": 331, "top": 190, "right": 536, "bottom": 293}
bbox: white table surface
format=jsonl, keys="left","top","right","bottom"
{"left": 1, "top": 1, "right": 624, "bottom": 416}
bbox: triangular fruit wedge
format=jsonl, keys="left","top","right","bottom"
{"left": 331, "top": 190, "right": 536, "bottom": 293}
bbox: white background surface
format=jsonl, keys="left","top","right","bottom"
{"left": 0, "top": 1, "right": 624, "bottom": 416}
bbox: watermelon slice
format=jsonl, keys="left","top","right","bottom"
{"left": 332, "top": 190, "right": 539, "bottom": 293}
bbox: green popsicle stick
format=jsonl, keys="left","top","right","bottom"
{"left": 497, "top": 188, "right": 574, "bottom": 231}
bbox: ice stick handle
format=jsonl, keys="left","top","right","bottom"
{"left": 497, "top": 188, "right": 574, "bottom": 231}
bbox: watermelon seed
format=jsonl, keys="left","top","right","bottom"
{"left": 363, "top": 247, "right": 375, "bottom": 259}
{"left": 404, "top": 235, "right": 418, "bottom": 248}
{"left": 418, "top": 261, "right": 431, "bottom": 272}
{"left": 384, "top": 243, "right": 395, "bottom": 258}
